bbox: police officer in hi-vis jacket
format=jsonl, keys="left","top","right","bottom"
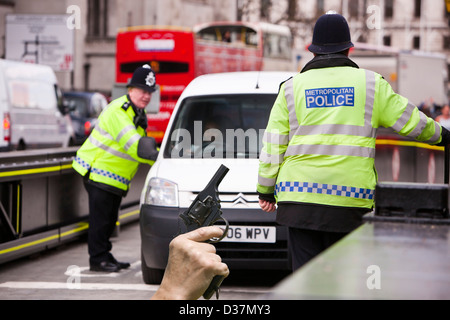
{"left": 257, "top": 12, "right": 450, "bottom": 271}
{"left": 73, "top": 65, "right": 159, "bottom": 272}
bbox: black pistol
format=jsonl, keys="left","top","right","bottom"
{"left": 179, "top": 164, "right": 230, "bottom": 299}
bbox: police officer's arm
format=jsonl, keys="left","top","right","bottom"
{"left": 375, "top": 75, "right": 448, "bottom": 145}
{"left": 104, "top": 109, "right": 158, "bottom": 164}
{"left": 257, "top": 83, "right": 290, "bottom": 204}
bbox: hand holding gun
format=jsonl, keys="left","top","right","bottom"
{"left": 179, "top": 164, "right": 230, "bottom": 299}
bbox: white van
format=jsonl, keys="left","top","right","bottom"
{"left": 0, "top": 59, "right": 73, "bottom": 151}
{"left": 139, "top": 71, "right": 296, "bottom": 284}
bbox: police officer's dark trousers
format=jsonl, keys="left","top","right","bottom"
{"left": 288, "top": 227, "right": 347, "bottom": 271}
{"left": 84, "top": 181, "right": 122, "bottom": 265}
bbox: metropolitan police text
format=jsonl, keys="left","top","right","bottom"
{"left": 305, "top": 87, "right": 355, "bottom": 108}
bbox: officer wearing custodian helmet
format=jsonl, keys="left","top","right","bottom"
{"left": 257, "top": 12, "right": 450, "bottom": 271}
{"left": 73, "top": 65, "right": 159, "bottom": 272}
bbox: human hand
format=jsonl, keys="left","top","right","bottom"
{"left": 151, "top": 226, "right": 229, "bottom": 300}
{"left": 259, "top": 199, "right": 277, "bottom": 212}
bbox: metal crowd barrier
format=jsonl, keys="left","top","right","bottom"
{"left": 0, "top": 147, "right": 150, "bottom": 264}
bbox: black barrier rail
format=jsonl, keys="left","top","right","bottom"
{"left": 0, "top": 147, "right": 150, "bottom": 264}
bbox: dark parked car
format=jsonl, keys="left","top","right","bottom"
{"left": 63, "top": 91, "right": 108, "bottom": 145}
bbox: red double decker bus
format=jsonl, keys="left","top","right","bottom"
{"left": 116, "top": 22, "right": 292, "bottom": 143}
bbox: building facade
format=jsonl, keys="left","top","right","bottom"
{"left": 0, "top": 0, "right": 237, "bottom": 94}
{"left": 1, "top": 0, "right": 448, "bottom": 95}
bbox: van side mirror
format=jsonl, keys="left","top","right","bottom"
{"left": 55, "top": 85, "right": 69, "bottom": 115}
{"left": 64, "top": 99, "right": 77, "bottom": 112}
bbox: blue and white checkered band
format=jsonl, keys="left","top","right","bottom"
{"left": 76, "top": 157, "right": 131, "bottom": 186}
{"left": 275, "top": 181, "right": 374, "bottom": 200}
{"left": 75, "top": 156, "right": 91, "bottom": 171}
{"left": 91, "top": 168, "right": 131, "bottom": 186}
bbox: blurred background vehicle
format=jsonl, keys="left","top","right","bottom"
{"left": 0, "top": 59, "right": 74, "bottom": 151}
{"left": 115, "top": 22, "right": 293, "bottom": 144}
{"left": 63, "top": 91, "right": 108, "bottom": 145}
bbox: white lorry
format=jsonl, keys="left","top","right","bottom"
{"left": 350, "top": 44, "right": 448, "bottom": 108}
{"left": 297, "top": 44, "right": 448, "bottom": 108}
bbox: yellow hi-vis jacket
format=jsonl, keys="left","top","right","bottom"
{"left": 72, "top": 95, "right": 155, "bottom": 192}
{"left": 257, "top": 66, "right": 442, "bottom": 209}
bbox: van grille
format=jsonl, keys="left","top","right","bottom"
{"left": 216, "top": 240, "right": 288, "bottom": 260}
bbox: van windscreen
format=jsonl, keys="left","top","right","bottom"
{"left": 164, "top": 94, "right": 276, "bottom": 159}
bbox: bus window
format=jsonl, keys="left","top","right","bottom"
{"left": 263, "top": 33, "right": 291, "bottom": 60}
{"left": 196, "top": 25, "right": 258, "bottom": 47}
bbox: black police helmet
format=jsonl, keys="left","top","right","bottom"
{"left": 308, "top": 12, "right": 354, "bottom": 54}
{"left": 127, "top": 64, "right": 157, "bottom": 93}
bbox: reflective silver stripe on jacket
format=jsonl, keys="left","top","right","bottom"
{"left": 259, "top": 131, "right": 289, "bottom": 165}
{"left": 258, "top": 176, "right": 277, "bottom": 187}
{"left": 259, "top": 150, "right": 284, "bottom": 164}
{"left": 96, "top": 124, "right": 142, "bottom": 152}
{"left": 263, "top": 131, "right": 289, "bottom": 145}
{"left": 284, "top": 143, "right": 376, "bottom": 159}
{"left": 95, "top": 125, "right": 114, "bottom": 140}
{"left": 283, "top": 70, "right": 377, "bottom": 159}
{"left": 116, "top": 125, "right": 142, "bottom": 151}
{"left": 364, "top": 70, "right": 376, "bottom": 133}
{"left": 88, "top": 135, "right": 137, "bottom": 162}
{"left": 124, "top": 133, "right": 142, "bottom": 151}
{"left": 429, "top": 121, "right": 441, "bottom": 143}
{"left": 116, "top": 125, "right": 135, "bottom": 142}
{"left": 284, "top": 78, "right": 298, "bottom": 140}
{"left": 391, "top": 102, "right": 415, "bottom": 133}
{"left": 391, "top": 102, "right": 440, "bottom": 143}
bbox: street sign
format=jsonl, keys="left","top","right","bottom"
{"left": 5, "top": 14, "right": 74, "bottom": 72}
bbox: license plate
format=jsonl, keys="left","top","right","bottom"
{"left": 221, "top": 225, "right": 276, "bottom": 243}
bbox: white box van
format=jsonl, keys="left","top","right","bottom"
{"left": 139, "top": 71, "right": 296, "bottom": 284}
{"left": 0, "top": 59, "right": 73, "bottom": 151}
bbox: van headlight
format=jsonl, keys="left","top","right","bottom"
{"left": 143, "top": 178, "right": 179, "bottom": 207}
